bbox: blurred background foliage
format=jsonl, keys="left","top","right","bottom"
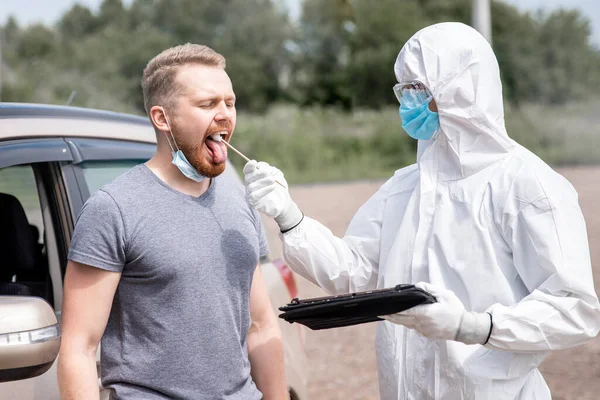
{"left": 1, "top": 0, "right": 599, "bottom": 183}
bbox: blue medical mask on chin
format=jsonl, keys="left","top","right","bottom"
{"left": 162, "top": 112, "right": 207, "bottom": 183}
{"left": 170, "top": 150, "right": 206, "bottom": 183}
{"left": 399, "top": 99, "right": 440, "bottom": 141}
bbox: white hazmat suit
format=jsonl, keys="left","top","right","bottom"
{"left": 244, "top": 22, "right": 600, "bottom": 399}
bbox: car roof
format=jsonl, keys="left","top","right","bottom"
{"left": 0, "top": 103, "right": 156, "bottom": 144}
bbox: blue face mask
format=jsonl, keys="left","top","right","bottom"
{"left": 170, "top": 150, "right": 206, "bottom": 183}
{"left": 162, "top": 110, "right": 207, "bottom": 183}
{"left": 399, "top": 99, "right": 440, "bottom": 141}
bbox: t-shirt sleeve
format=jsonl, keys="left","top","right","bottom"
{"left": 252, "top": 209, "right": 269, "bottom": 259}
{"left": 68, "top": 190, "right": 126, "bottom": 272}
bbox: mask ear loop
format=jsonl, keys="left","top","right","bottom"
{"left": 161, "top": 108, "right": 179, "bottom": 153}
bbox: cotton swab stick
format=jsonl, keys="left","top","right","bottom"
{"left": 223, "top": 139, "right": 251, "bottom": 163}
{"left": 211, "top": 135, "right": 287, "bottom": 188}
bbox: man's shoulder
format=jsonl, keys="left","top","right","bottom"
{"left": 100, "top": 164, "right": 148, "bottom": 195}
{"left": 381, "top": 164, "right": 419, "bottom": 195}
{"left": 393, "top": 163, "right": 418, "bottom": 180}
{"left": 500, "top": 149, "right": 578, "bottom": 211}
{"left": 82, "top": 164, "right": 150, "bottom": 214}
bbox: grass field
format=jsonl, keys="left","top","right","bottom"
{"left": 228, "top": 100, "right": 600, "bottom": 183}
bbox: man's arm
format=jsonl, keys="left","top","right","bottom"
{"left": 244, "top": 160, "right": 401, "bottom": 295}
{"left": 482, "top": 195, "right": 600, "bottom": 352}
{"left": 247, "top": 264, "right": 288, "bottom": 400}
{"left": 58, "top": 261, "right": 121, "bottom": 400}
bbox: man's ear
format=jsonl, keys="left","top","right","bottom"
{"left": 149, "top": 106, "right": 170, "bottom": 132}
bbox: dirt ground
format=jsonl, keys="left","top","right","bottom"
{"left": 285, "top": 165, "right": 600, "bottom": 400}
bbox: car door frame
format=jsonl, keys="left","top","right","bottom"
{"left": 0, "top": 138, "right": 78, "bottom": 304}
{"left": 0, "top": 138, "right": 78, "bottom": 400}
{"left": 0, "top": 136, "right": 156, "bottom": 303}
{"left": 63, "top": 137, "right": 156, "bottom": 202}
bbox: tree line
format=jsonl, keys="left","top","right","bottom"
{"left": 1, "top": 0, "right": 599, "bottom": 114}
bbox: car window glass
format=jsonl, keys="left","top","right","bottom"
{"left": 80, "top": 160, "right": 145, "bottom": 195}
{"left": 0, "top": 165, "right": 42, "bottom": 231}
{"left": 0, "top": 165, "right": 53, "bottom": 302}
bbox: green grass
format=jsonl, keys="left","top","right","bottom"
{"left": 230, "top": 104, "right": 417, "bottom": 184}
{"left": 505, "top": 99, "right": 600, "bottom": 166}
{"left": 229, "top": 101, "right": 600, "bottom": 184}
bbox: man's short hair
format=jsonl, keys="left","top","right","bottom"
{"left": 141, "top": 43, "right": 226, "bottom": 114}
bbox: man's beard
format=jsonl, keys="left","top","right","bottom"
{"left": 180, "top": 141, "right": 225, "bottom": 178}
{"left": 169, "top": 119, "right": 230, "bottom": 178}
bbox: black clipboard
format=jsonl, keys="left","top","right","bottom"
{"left": 278, "top": 284, "right": 436, "bottom": 330}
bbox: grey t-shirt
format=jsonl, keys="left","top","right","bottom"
{"left": 68, "top": 164, "right": 268, "bottom": 400}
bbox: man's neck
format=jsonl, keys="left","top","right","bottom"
{"left": 145, "top": 152, "right": 211, "bottom": 197}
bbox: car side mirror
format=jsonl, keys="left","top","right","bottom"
{"left": 0, "top": 296, "right": 61, "bottom": 383}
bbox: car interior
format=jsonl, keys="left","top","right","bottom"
{"left": 0, "top": 192, "right": 53, "bottom": 303}
{"left": 0, "top": 165, "right": 57, "bottom": 306}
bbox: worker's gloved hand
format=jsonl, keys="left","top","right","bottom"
{"left": 243, "top": 160, "right": 304, "bottom": 232}
{"left": 380, "top": 282, "right": 492, "bottom": 345}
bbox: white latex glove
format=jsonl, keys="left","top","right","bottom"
{"left": 243, "top": 160, "right": 303, "bottom": 232}
{"left": 380, "top": 282, "right": 492, "bottom": 345}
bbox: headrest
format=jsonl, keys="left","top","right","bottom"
{"left": 0, "top": 282, "right": 34, "bottom": 296}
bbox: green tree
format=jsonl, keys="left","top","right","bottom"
{"left": 292, "top": 0, "right": 354, "bottom": 109}
{"left": 419, "top": 0, "right": 470, "bottom": 23}
{"left": 58, "top": 5, "right": 98, "bottom": 38}
{"left": 97, "top": 0, "right": 128, "bottom": 30}
{"left": 2, "top": 16, "right": 20, "bottom": 48}
{"left": 214, "top": 0, "right": 293, "bottom": 111}
{"left": 16, "top": 24, "right": 57, "bottom": 60}
{"left": 118, "top": 27, "right": 177, "bottom": 111}
{"left": 491, "top": 1, "right": 542, "bottom": 107}
{"left": 143, "top": 0, "right": 231, "bottom": 45}
{"left": 537, "top": 9, "right": 596, "bottom": 104}
{"left": 2, "top": 0, "right": 599, "bottom": 113}
{"left": 347, "top": 0, "right": 431, "bottom": 108}
{"left": 492, "top": 4, "right": 598, "bottom": 106}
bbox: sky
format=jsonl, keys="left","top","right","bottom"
{"left": 0, "top": 0, "right": 598, "bottom": 46}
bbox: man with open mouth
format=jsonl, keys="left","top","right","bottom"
{"left": 58, "top": 44, "right": 287, "bottom": 400}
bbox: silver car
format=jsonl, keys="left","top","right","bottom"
{"left": 0, "top": 102, "right": 307, "bottom": 400}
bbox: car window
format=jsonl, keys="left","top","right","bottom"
{"left": 80, "top": 160, "right": 145, "bottom": 195}
{"left": 0, "top": 165, "right": 43, "bottom": 232}
{"left": 0, "top": 165, "right": 54, "bottom": 303}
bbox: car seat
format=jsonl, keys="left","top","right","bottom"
{"left": 0, "top": 193, "right": 53, "bottom": 303}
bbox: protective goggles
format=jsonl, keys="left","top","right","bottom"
{"left": 393, "top": 81, "right": 433, "bottom": 108}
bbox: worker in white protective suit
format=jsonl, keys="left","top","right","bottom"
{"left": 243, "top": 22, "right": 600, "bottom": 399}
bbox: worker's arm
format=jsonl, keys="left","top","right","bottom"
{"left": 58, "top": 261, "right": 121, "bottom": 400}
{"left": 247, "top": 264, "right": 288, "bottom": 400}
{"left": 280, "top": 211, "right": 383, "bottom": 295}
{"left": 245, "top": 160, "right": 410, "bottom": 294}
{"left": 486, "top": 185, "right": 600, "bottom": 352}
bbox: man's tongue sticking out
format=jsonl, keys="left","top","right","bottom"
{"left": 205, "top": 137, "right": 228, "bottom": 164}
